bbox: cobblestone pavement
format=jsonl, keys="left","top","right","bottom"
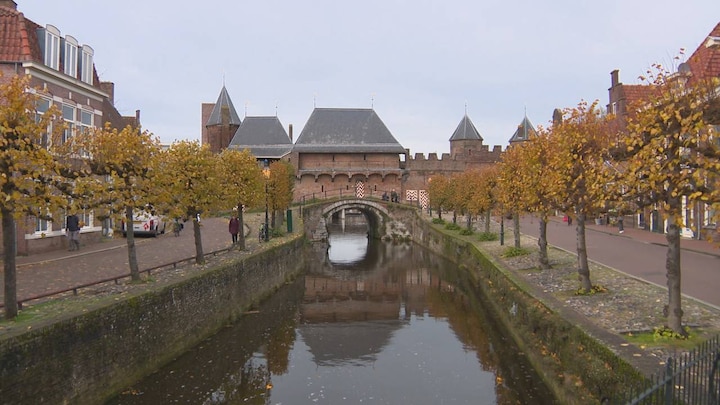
{"left": 465, "top": 214, "right": 720, "bottom": 375}
{"left": 0, "top": 212, "right": 272, "bottom": 305}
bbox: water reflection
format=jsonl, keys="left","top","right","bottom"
{"left": 327, "top": 215, "right": 370, "bottom": 266}
{"left": 108, "top": 225, "right": 555, "bottom": 404}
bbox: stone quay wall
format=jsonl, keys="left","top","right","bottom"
{"left": 0, "top": 235, "right": 306, "bottom": 405}
{"left": 409, "top": 210, "right": 644, "bottom": 403}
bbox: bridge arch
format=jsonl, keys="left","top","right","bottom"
{"left": 303, "top": 198, "right": 412, "bottom": 242}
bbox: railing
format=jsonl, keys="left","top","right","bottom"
{"left": 620, "top": 334, "right": 720, "bottom": 404}
{"left": 0, "top": 245, "right": 236, "bottom": 311}
{"left": 294, "top": 187, "right": 392, "bottom": 203}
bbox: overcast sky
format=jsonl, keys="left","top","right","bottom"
{"left": 18, "top": 1, "right": 720, "bottom": 155}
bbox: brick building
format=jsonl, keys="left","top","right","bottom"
{"left": 202, "top": 88, "right": 508, "bottom": 206}
{"left": 0, "top": 0, "right": 139, "bottom": 255}
{"left": 606, "top": 21, "right": 720, "bottom": 237}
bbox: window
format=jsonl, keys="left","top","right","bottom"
{"left": 35, "top": 209, "right": 51, "bottom": 233}
{"left": 35, "top": 98, "right": 50, "bottom": 147}
{"left": 64, "top": 36, "right": 78, "bottom": 78}
{"left": 43, "top": 25, "right": 61, "bottom": 70}
{"left": 80, "top": 208, "right": 93, "bottom": 228}
{"left": 80, "top": 45, "right": 94, "bottom": 85}
{"left": 62, "top": 104, "right": 75, "bottom": 143}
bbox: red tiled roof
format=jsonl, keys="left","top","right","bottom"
{"left": 0, "top": 5, "right": 42, "bottom": 62}
{"left": 621, "top": 84, "right": 653, "bottom": 109}
{"left": 686, "top": 22, "right": 720, "bottom": 82}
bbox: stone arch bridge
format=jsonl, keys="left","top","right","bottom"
{"left": 301, "top": 198, "right": 416, "bottom": 242}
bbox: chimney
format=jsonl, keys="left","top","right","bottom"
{"left": 610, "top": 70, "right": 620, "bottom": 87}
{"left": 135, "top": 110, "right": 141, "bottom": 127}
{"left": 288, "top": 124, "right": 293, "bottom": 142}
{"left": 100, "top": 82, "right": 115, "bottom": 105}
{"left": 0, "top": 1, "right": 18, "bottom": 10}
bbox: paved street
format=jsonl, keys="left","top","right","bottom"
{"left": 515, "top": 215, "right": 720, "bottom": 308}
{"left": 0, "top": 213, "right": 268, "bottom": 305}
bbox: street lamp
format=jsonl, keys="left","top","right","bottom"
{"left": 263, "top": 159, "right": 270, "bottom": 242}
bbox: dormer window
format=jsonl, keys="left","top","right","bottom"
{"left": 80, "top": 45, "right": 94, "bottom": 85}
{"left": 43, "top": 25, "right": 61, "bottom": 70}
{"left": 63, "top": 35, "right": 78, "bottom": 78}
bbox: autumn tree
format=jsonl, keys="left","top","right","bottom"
{"left": 517, "top": 128, "right": 558, "bottom": 269}
{"left": 156, "top": 141, "right": 223, "bottom": 264}
{"left": 452, "top": 170, "right": 484, "bottom": 230}
{"left": 268, "top": 160, "right": 295, "bottom": 230}
{"left": 619, "top": 64, "right": 720, "bottom": 335}
{"left": 468, "top": 165, "right": 499, "bottom": 234}
{"left": 217, "top": 148, "right": 264, "bottom": 250}
{"left": 547, "top": 101, "right": 616, "bottom": 293}
{"left": 427, "top": 175, "right": 452, "bottom": 220}
{"left": 0, "top": 75, "right": 66, "bottom": 318}
{"left": 497, "top": 144, "right": 530, "bottom": 249}
{"left": 65, "top": 123, "right": 161, "bottom": 281}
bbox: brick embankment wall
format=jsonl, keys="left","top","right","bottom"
{"left": 0, "top": 235, "right": 306, "bottom": 405}
{"left": 410, "top": 213, "right": 644, "bottom": 404}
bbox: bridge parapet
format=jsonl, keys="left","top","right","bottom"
{"left": 302, "top": 198, "right": 415, "bottom": 242}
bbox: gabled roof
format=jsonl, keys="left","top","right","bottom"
{"left": 205, "top": 86, "right": 242, "bottom": 127}
{"left": 228, "top": 116, "right": 292, "bottom": 159}
{"left": 509, "top": 115, "right": 537, "bottom": 143}
{"left": 293, "top": 108, "right": 405, "bottom": 153}
{"left": 0, "top": 4, "right": 42, "bottom": 62}
{"left": 449, "top": 114, "right": 483, "bottom": 142}
{"left": 686, "top": 22, "right": 720, "bottom": 82}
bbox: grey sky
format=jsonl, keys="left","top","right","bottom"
{"left": 18, "top": 1, "right": 720, "bottom": 155}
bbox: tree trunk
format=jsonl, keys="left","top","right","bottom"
{"left": 271, "top": 209, "right": 276, "bottom": 230}
{"left": 2, "top": 208, "right": 18, "bottom": 319}
{"left": 437, "top": 207, "right": 442, "bottom": 220}
{"left": 452, "top": 211, "right": 457, "bottom": 224}
{"left": 125, "top": 205, "right": 140, "bottom": 281}
{"left": 484, "top": 211, "right": 491, "bottom": 233}
{"left": 513, "top": 212, "right": 521, "bottom": 249}
{"left": 538, "top": 215, "right": 550, "bottom": 269}
{"left": 665, "top": 213, "right": 686, "bottom": 336}
{"left": 193, "top": 216, "right": 204, "bottom": 264}
{"left": 237, "top": 204, "right": 246, "bottom": 250}
{"left": 575, "top": 212, "right": 593, "bottom": 292}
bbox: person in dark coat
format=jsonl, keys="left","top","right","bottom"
{"left": 229, "top": 215, "right": 240, "bottom": 244}
{"left": 66, "top": 213, "right": 81, "bottom": 251}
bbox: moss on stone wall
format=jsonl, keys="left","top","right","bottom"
{"left": 0, "top": 235, "right": 306, "bottom": 405}
{"left": 411, "top": 213, "right": 645, "bottom": 404}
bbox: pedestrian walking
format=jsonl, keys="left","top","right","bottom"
{"left": 390, "top": 189, "right": 398, "bottom": 203}
{"left": 618, "top": 216, "right": 624, "bottom": 234}
{"left": 567, "top": 215, "right": 572, "bottom": 226}
{"left": 229, "top": 215, "right": 240, "bottom": 244}
{"left": 66, "top": 212, "right": 81, "bottom": 251}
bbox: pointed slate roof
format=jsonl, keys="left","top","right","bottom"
{"left": 509, "top": 115, "right": 537, "bottom": 143}
{"left": 205, "top": 86, "right": 242, "bottom": 127}
{"left": 449, "top": 115, "right": 483, "bottom": 142}
{"left": 228, "top": 116, "right": 293, "bottom": 159}
{"left": 293, "top": 108, "right": 405, "bottom": 153}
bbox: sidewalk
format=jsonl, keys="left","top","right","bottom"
{"left": 0, "top": 214, "right": 268, "bottom": 306}
{"left": 560, "top": 217, "right": 720, "bottom": 258}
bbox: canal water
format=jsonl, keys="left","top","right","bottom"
{"left": 108, "top": 220, "right": 555, "bottom": 404}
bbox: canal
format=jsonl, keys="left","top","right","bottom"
{"left": 108, "top": 219, "right": 556, "bottom": 404}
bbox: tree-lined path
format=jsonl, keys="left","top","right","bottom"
{"left": 517, "top": 215, "right": 720, "bottom": 307}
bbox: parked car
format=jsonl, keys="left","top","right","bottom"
{"left": 121, "top": 210, "right": 166, "bottom": 237}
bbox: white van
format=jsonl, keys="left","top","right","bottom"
{"left": 121, "top": 210, "right": 166, "bottom": 237}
